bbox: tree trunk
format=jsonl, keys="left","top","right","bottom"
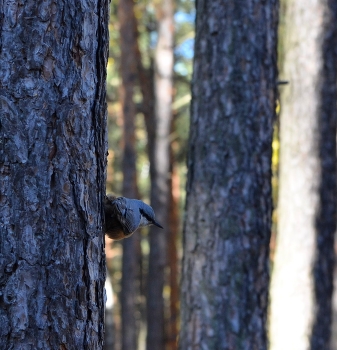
{"left": 118, "top": 0, "right": 140, "bottom": 349}
{"left": 146, "top": 0, "right": 174, "bottom": 349}
{"left": 269, "top": 0, "right": 337, "bottom": 349}
{"left": 0, "top": 0, "right": 109, "bottom": 349}
{"left": 179, "top": 0, "right": 278, "bottom": 349}
{"left": 167, "top": 151, "right": 179, "bottom": 350}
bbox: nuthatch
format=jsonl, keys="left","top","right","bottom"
{"left": 104, "top": 194, "right": 163, "bottom": 240}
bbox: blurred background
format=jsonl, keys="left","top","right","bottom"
{"left": 104, "top": 1, "right": 193, "bottom": 349}
{"left": 103, "top": 0, "right": 337, "bottom": 349}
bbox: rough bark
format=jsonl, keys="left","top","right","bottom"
{"left": 118, "top": 0, "right": 140, "bottom": 349}
{"left": 0, "top": 0, "right": 109, "bottom": 349}
{"left": 269, "top": 0, "right": 337, "bottom": 349}
{"left": 146, "top": 0, "right": 174, "bottom": 349}
{"left": 179, "top": 1, "right": 279, "bottom": 349}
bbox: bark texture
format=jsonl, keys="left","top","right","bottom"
{"left": 146, "top": 0, "right": 174, "bottom": 349}
{"left": 269, "top": 0, "right": 337, "bottom": 349}
{"left": 118, "top": 0, "right": 140, "bottom": 348}
{"left": 0, "top": 0, "right": 109, "bottom": 349}
{"left": 179, "top": 1, "right": 278, "bottom": 349}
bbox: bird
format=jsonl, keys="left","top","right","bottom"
{"left": 104, "top": 194, "right": 163, "bottom": 240}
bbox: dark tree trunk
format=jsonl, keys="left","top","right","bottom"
{"left": 146, "top": 0, "right": 174, "bottom": 349}
{"left": 118, "top": 0, "right": 140, "bottom": 349}
{"left": 269, "top": 1, "right": 337, "bottom": 349}
{"left": 0, "top": 0, "right": 109, "bottom": 349}
{"left": 179, "top": 0, "right": 278, "bottom": 349}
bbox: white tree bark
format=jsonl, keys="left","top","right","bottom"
{"left": 270, "top": 0, "right": 337, "bottom": 348}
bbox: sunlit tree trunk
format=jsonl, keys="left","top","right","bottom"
{"left": 134, "top": 11, "right": 156, "bottom": 350}
{"left": 146, "top": 0, "right": 174, "bottom": 349}
{"left": 179, "top": 0, "right": 279, "bottom": 349}
{"left": 118, "top": 0, "right": 140, "bottom": 349}
{"left": 269, "top": 0, "right": 337, "bottom": 349}
{"left": 0, "top": 0, "right": 109, "bottom": 348}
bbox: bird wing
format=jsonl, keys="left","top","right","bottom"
{"left": 111, "top": 197, "right": 141, "bottom": 235}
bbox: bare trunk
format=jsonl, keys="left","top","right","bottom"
{"left": 146, "top": 0, "right": 174, "bottom": 349}
{"left": 0, "top": 0, "right": 109, "bottom": 348}
{"left": 118, "top": 0, "right": 140, "bottom": 349}
{"left": 167, "top": 152, "right": 180, "bottom": 350}
{"left": 270, "top": 0, "right": 337, "bottom": 349}
{"left": 179, "top": 0, "right": 279, "bottom": 349}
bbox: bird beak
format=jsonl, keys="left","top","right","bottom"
{"left": 153, "top": 221, "right": 163, "bottom": 229}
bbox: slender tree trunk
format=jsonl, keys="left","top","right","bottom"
{"left": 269, "top": 0, "right": 337, "bottom": 348}
{"left": 179, "top": 0, "right": 279, "bottom": 349}
{"left": 118, "top": 0, "right": 140, "bottom": 349}
{"left": 146, "top": 0, "right": 174, "bottom": 349}
{"left": 0, "top": 0, "right": 109, "bottom": 349}
{"left": 167, "top": 149, "right": 180, "bottom": 350}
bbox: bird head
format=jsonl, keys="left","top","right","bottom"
{"left": 138, "top": 201, "right": 163, "bottom": 229}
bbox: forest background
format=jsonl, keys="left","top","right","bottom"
{"left": 104, "top": 0, "right": 337, "bottom": 349}
{"left": 105, "top": 0, "right": 192, "bottom": 349}
{"left": 0, "top": 0, "right": 336, "bottom": 348}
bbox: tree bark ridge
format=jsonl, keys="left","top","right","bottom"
{"left": 179, "top": 1, "right": 278, "bottom": 349}
{"left": 0, "top": 0, "right": 109, "bottom": 348}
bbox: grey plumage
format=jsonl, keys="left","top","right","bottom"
{"left": 104, "top": 194, "right": 163, "bottom": 240}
